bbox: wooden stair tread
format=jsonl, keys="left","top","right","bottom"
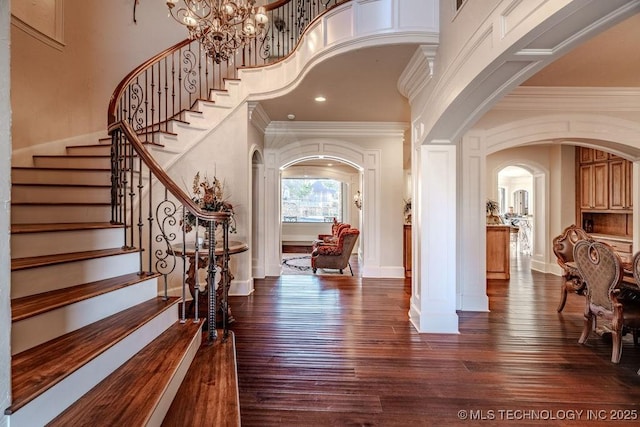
{"left": 33, "top": 154, "right": 111, "bottom": 159}
{"left": 48, "top": 320, "right": 203, "bottom": 427}
{"left": 12, "top": 183, "right": 111, "bottom": 188}
{"left": 162, "top": 331, "right": 240, "bottom": 427}
{"left": 11, "top": 201, "right": 110, "bottom": 206}
{"left": 11, "top": 247, "right": 140, "bottom": 271}
{"left": 12, "top": 166, "right": 110, "bottom": 172}
{"left": 11, "top": 271, "right": 161, "bottom": 322}
{"left": 11, "top": 222, "right": 122, "bottom": 234}
{"left": 8, "top": 297, "right": 180, "bottom": 414}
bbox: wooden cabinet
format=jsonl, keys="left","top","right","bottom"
{"left": 609, "top": 159, "right": 633, "bottom": 210}
{"left": 579, "top": 147, "right": 608, "bottom": 163}
{"left": 403, "top": 225, "right": 412, "bottom": 278}
{"left": 576, "top": 147, "right": 633, "bottom": 254}
{"left": 486, "top": 225, "right": 510, "bottom": 280}
{"left": 594, "top": 235, "right": 633, "bottom": 264}
{"left": 579, "top": 163, "right": 608, "bottom": 210}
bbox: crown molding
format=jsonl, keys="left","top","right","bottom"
{"left": 495, "top": 86, "right": 640, "bottom": 111}
{"left": 248, "top": 101, "right": 270, "bottom": 134}
{"left": 398, "top": 45, "right": 438, "bottom": 101}
{"left": 265, "top": 121, "right": 409, "bottom": 138}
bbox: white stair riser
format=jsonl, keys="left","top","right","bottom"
{"left": 33, "top": 156, "right": 110, "bottom": 169}
{"left": 148, "top": 132, "right": 178, "bottom": 146}
{"left": 146, "top": 328, "right": 202, "bottom": 427}
{"left": 12, "top": 185, "right": 111, "bottom": 204}
{"left": 197, "top": 102, "right": 232, "bottom": 123}
{"left": 9, "top": 301, "right": 178, "bottom": 427}
{"left": 11, "top": 252, "right": 141, "bottom": 298}
{"left": 11, "top": 277, "right": 160, "bottom": 355}
{"left": 12, "top": 227, "right": 123, "bottom": 258}
{"left": 12, "top": 169, "right": 111, "bottom": 185}
{"left": 11, "top": 204, "right": 112, "bottom": 224}
{"left": 66, "top": 145, "right": 111, "bottom": 156}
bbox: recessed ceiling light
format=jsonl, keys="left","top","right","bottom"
{"left": 315, "top": 96, "right": 326, "bottom": 102}
{"left": 327, "top": 163, "right": 333, "bottom": 167}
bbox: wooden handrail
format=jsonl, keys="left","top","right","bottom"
{"left": 109, "top": 120, "right": 231, "bottom": 224}
{"left": 107, "top": 38, "right": 193, "bottom": 126}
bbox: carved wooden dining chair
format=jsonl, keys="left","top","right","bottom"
{"left": 574, "top": 240, "right": 640, "bottom": 364}
{"left": 553, "top": 224, "right": 591, "bottom": 312}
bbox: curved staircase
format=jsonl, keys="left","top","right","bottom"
{"left": 8, "top": 145, "right": 206, "bottom": 426}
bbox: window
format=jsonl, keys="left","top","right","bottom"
{"left": 282, "top": 178, "right": 342, "bottom": 223}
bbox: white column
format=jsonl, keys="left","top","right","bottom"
{"left": 529, "top": 172, "right": 548, "bottom": 272}
{"left": 459, "top": 136, "right": 489, "bottom": 311}
{"left": 264, "top": 151, "right": 282, "bottom": 276}
{"left": 409, "top": 142, "right": 459, "bottom": 333}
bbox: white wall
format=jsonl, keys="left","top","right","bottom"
{"left": 0, "top": 0, "right": 10, "bottom": 424}
{"left": 11, "top": 0, "right": 185, "bottom": 152}
{"left": 160, "top": 105, "right": 255, "bottom": 297}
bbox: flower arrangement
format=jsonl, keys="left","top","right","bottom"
{"left": 181, "top": 172, "right": 236, "bottom": 234}
{"left": 403, "top": 198, "right": 412, "bottom": 224}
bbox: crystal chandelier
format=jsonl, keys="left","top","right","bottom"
{"left": 166, "top": 0, "right": 268, "bottom": 63}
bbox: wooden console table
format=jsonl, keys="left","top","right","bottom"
{"left": 170, "top": 241, "right": 248, "bottom": 327}
{"left": 486, "top": 225, "right": 510, "bottom": 279}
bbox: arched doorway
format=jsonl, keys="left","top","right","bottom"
{"left": 263, "top": 139, "right": 401, "bottom": 278}
{"left": 498, "top": 165, "right": 534, "bottom": 261}
{"left": 280, "top": 158, "right": 362, "bottom": 276}
{"left": 251, "top": 148, "right": 265, "bottom": 279}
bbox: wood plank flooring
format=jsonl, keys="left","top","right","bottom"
{"left": 229, "top": 254, "right": 640, "bottom": 426}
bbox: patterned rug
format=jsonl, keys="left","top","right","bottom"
{"left": 282, "top": 254, "right": 312, "bottom": 273}
{"left": 281, "top": 254, "right": 349, "bottom": 275}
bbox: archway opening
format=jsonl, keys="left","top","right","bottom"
{"left": 280, "top": 157, "right": 362, "bottom": 276}
{"left": 498, "top": 165, "right": 534, "bottom": 261}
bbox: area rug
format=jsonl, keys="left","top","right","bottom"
{"left": 281, "top": 254, "right": 350, "bottom": 276}
{"left": 282, "top": 254, "right": 312, "bottom": 272}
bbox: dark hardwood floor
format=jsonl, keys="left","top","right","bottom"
{"left": 229, "top": 250, "right": 640, "bottom": 426}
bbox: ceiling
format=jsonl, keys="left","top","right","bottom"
{"left": 259, "top": 12, "right": 640, "bottom": 126}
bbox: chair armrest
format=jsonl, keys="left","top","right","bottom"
{"left": 314, "top": 245, "right": 342, "bottom": 256}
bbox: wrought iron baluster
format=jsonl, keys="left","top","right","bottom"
{"left": 147, "top": 165, "right": 153, "bottom": 276}
{"left": 207, "top": 220, "right": 218, "bottom": 342}
{"left": 222, "top": 219, "right": 230, "bottom": 340}
{"left": 137, "top": 153, "right": 144, "bottom": 273}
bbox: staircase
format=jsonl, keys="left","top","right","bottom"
{"left": 8, "top": 140, "right": 205, "bottom": 426}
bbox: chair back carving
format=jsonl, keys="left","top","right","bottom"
{"left": 553, "top": 224, "right": 590, "bottom": 267}
{"left": 631, "top": 252, "right": 640, "bottom": 292}
{"left": 573, "top": 240, "right": 623, "bottom": 312}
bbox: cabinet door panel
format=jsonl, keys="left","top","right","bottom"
{"left": 594, "top": 150, "right": 609, "bottom": 161}
{"left": 609, "top": 160, "right": 625, "bottom": 209}
{"left": 579, "top": 165, "right": 593, "bottom": 209}
{"left": 626, "top": 160, "right": 633, "bottom": 209}
{"left": 593, "top": 163, "right": 608, "bottom": 209}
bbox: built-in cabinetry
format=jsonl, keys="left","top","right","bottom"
{"left": 576, "top": 147, "right": 633, "bottom": 263}
{"left": 486, "top": 225, "right": 510, "bottom": 279}
{"left": 403, "top": 224, "right": 412, "bottom": 278}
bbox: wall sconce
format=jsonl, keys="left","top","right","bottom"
{"left": 353, "top": 191, "right": 362, "bottom": 210}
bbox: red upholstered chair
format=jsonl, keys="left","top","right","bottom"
{"left": 312, "top": 222, "right": 350, "bottom": 250}
{"left": 311, "top": 228, "right": 359, "bottom": 275}
{"left": 317, "top": 218, "right": 339, "bottom": 241}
